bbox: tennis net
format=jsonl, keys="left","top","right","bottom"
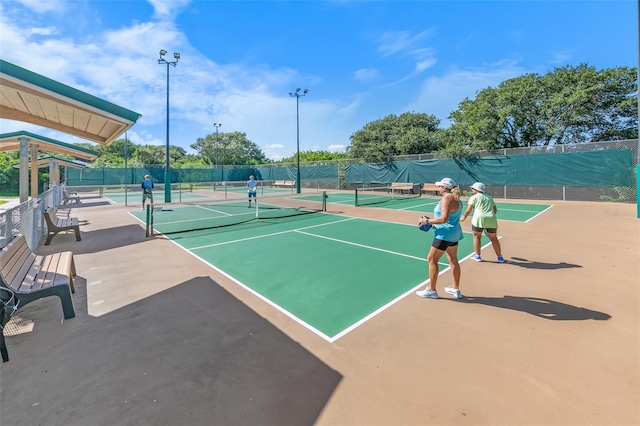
{"left": 355, "top": 186, "right": 421, "bottom": 207}
{"left": 146, "top": 191, "right": 326, "bottom": 235}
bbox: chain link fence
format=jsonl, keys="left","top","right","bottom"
{"left": 65, "top": 139, "right": 638, "bottom": 204}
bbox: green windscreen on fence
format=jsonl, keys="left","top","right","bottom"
{"left": 344, "top": 150, "right": 634, "bottom": 187}
{"left": 65, "top": 149, "right": 633, "bottom": 189}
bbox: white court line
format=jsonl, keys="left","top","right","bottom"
{"left": 398, "top": 201, "right": 439, "bottom": 210}
{"left": 189, "top": 217, "right": 357, "bottom": 250}
{"left": 524, "top": 204, "right": 554, "bottom": 223}
{"left": 195, "top": 204, "right": 235, "bottom": 216}
{"left": 294, "top": 230, "right": 428, "bottom": 262}
{"left": 499, "top": 207, "right": 548, "bottom": 213}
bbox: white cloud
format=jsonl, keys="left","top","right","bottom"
{"left": 406, "top": 61, "right": 527, "bottom": 126}
{"left": 353, "top": 68, "right": 381, "bottom": 83}
{"left": 551, "top": 51, "right": 573, "bottom": 64}
{"left": 377, "top": 30, "right": 434, "bottom": 57}
{"left": 147, "top": 0, "right": 191, "bottom": 19}
{"left": 328, "top": 145, "right": 345, "bottom": 153}
{"left": 13, "top": 0, "right": 63, "bottom": 13}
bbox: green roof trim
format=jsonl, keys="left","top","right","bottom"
{"left": 0, "top": 59, "right": 141, "bottom": 123}
{"left": 0, "top": 131, "right": 100, "bottom": 157}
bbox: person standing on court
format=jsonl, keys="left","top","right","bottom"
{"left": 247, "top": 175, "right": 258, "bottom": 208}
{"left": 416, "top": 177, "right": 465, "bottom": 299}
{"left": 141, "top": 174, "right": 154, "bottom": 210}
{"left": 461, "top": 182, "right": 504, "bottom": 263}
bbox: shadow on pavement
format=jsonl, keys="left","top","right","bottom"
{"left": 507, "top": 256, "right": 582, "bottom": 270}
{"left": 0, "top": 276, "right": 342, "bottom": 426}
{"left": 457, "top": 295, "right": 611, "bottom": 321}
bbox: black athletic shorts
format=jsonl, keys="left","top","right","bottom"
{"left": 431, "top": 238, "right": 459, "bottom": 250}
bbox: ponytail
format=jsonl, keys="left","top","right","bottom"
{"left": 451, "top": 187, "right": 461, "bottom": 201}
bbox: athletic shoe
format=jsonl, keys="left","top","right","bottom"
{"left": 416, "top": 289, "right": 439, "bottom": 299}
{"left": 445, "top": 285, "right": 463, "bottom": 299}
{"left": 471, "top": 254, "right": 482, "bottom": 262}
{"left": 497, "top": 256, "right": 505, "bottom": 263}
{"left": 247, "top": 205, "right": 251, "bottom": 208}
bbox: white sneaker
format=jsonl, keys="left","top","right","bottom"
{"left": 416, "top": 289, "right": 439, "bottom": 299}
{"left": 471, "top": 254, "right": 482, "bottom": 262}
{"left": 445, "top": 285, "right": 463, "bottom": 299}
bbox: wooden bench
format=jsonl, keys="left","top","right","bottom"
{"left": 422, "top": 183, "right": 440, "bottom": 196}
{"left": 273, "top": 180, "right": 296, "bottom": 188}
{"left": 0, "top": 235, "right": 77, "bottom": 362}
{"left": 44, "top": 207, "right": 81, "bottom": 246}
{"left": 390, "top": 182, "right": 415, "bottom": 194}
{"left": 62, "top": 188, "right": 80, "bottom": 204}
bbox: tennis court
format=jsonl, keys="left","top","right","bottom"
{"left": 102, "top": 184, "right": 294, "bottom": 205}
{"left": 130, "top": 195, "right": 495, "bottom": 342}
{"left": 326, "top": 190, "right": 552, "bottom": 222}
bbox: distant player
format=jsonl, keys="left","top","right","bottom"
{"left": 247, "top": 175, "right": 257, "bottom": 208}
{"left": 141, "top": 175, "right": 154, "bottom": 210}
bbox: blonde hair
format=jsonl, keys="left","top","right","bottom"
{"left": 450, "top": 186, "right": 461, "bottom": 201}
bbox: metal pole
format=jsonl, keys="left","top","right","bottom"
{"left": 289, "top": 89, "right": 308, "bottom": 194}
{"left": 164, "top": 61, "right": 171, "bottom": 203}
{"left": 296, "top": 95, "right": 300, "bottom": 194}
{"left": 214, "top": 123, "right": 221, "bottom": 168}
{"left": 125, "top": 131, "right": 128, "bottom": 206}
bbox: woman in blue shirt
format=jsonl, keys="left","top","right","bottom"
{"left": 416, "top": 177, "right": 464, "bottom": 299}
{"left": 247, "top": 175, "right": 258, "bottom": 207}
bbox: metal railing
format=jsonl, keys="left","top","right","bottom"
{"left": 0, "top": 186, "right": 64, "bottom": 250}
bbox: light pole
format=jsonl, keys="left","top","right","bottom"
{"left": 158, "top": 49, "right": 180, "bottom": 203}
{"left": 213, "top": 123, "right": 222, "bottom": 168}
{"left": 288, "top": 88, "right": 308, "bottom": 194}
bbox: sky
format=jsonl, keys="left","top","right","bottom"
{"left": 0, "top": 0, "right": 637, "bottom": 161}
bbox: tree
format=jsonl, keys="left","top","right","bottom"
{"left": 347, "top": 112, "right": 441, "bottom": 162}
{"left": 280, "top": 150, "right": 350, "bottom": 163}
{"left": 190, "top": 131, "right": 267, "bottom": 165}
{"left": 133, "top": 145, "right": 165, "bottom": 166}
{"left": 445, "top": 64, "right": 638, "bottom": 150}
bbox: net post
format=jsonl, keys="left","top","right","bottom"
{"left": 322, "top": 191, "right": 327, "bottom": 211}
{"left": 355, "top": 188, "right": 359, "bottom": 207}
{"left": 145, "top": 204, "right": 151, "bottom": 237}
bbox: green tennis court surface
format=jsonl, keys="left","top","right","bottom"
{"left": 130, "top": 209, "right": 488, "bottom": 341}
{"left": 325, "top": 192, "right": 552, "bottom": 223}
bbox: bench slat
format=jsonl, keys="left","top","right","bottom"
{"left": 17, "top": 254, "right": 46, "bottom": 292}
{"left": 3, "top": 244, "right": 35, "bottom": 290}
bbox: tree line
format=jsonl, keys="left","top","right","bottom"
{"left": 1, "top": 63, "right": 637, "bottom": 190}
